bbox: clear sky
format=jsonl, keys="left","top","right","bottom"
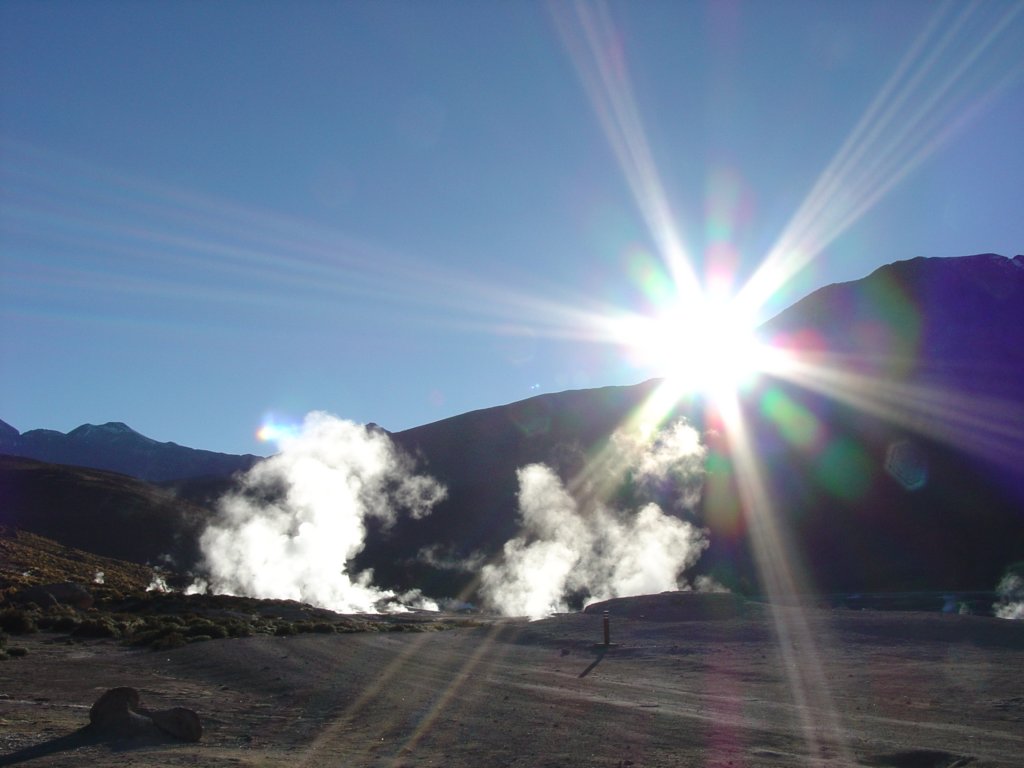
{"left": 2, "top": 0, "right": 1022, "bottom": 456}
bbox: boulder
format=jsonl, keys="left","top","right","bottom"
{"left": 16, "top": 582, "right": 94, "bottom": 610}
{"left": 150, "top": 707, "right": 203, "bottom": 742}
{"left": 89, "top": 687, "right": 156, "bottom": 737}
{"left": 89, "top": 687, "right": 202, "bottom": 742}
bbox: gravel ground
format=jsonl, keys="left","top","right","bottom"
{"left": 2, "top": 594, "right": 1023, "bottom": 767}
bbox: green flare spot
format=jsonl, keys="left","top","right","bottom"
{"left": 760, "top": 388, "right": 820, "bottom": 449}
{"left": 815, "top": 437, "right": 873, "bottom": 502}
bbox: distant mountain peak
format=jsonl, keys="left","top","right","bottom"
{"left": 68, "top": 422, "right": 142, "bottom": 438}
{"left": 1, "top": 420, "right": 261, "bottom": 482}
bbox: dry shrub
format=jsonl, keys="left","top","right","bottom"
{"left": 223, "top": 619, "right": 253, "bottom": 638}
{"left": 150, "top": 631, "right": 187, "bottom": 651}
{"left": 184, "top": 619, "right": 228, "bottom": 640}
{"left": 39, "top": 615, "right": 81, "bottom": 632}
{"left": 71, "top": 616, "right": 121, "bottom": 639}
{"left": 0, "top": 608, "right": 38, "bottom": 635}
{"left": 273, "top": 621, "right": 297, "bottom": 636}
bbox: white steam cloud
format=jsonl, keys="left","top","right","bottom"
{"left": 195, "top": 412, "right": 446, "bottom": 613}
{"left": 480, "top": 420, "right": 709, "bottom": 619}
{"left": 994, "top": 572, "right": 1024, "bottom": 620}
{"left": 609, "top": 419, "right": 706, "bottom": 508}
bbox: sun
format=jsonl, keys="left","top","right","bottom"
{"left": 616, "top": 291, "right": 769, "bottom": 404}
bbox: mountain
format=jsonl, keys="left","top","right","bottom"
{"left": 730, "top": 253, "right": 1024, "bottom": 593}
{"left": 755, "top": 253, "right": 1024, "bottom": 488}
{"left": 760, "top": 253, "right": 1024, "bottom": 400}
{"left": 0, "top": 455, "right": 210, "bottom": 571}
{"left": 0, "top": 419, "right": 261, "bottom": 482}
{"left": 4, "top": 254, "right": 1024, "bottom": 606}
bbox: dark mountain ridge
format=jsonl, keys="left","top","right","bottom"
{"left": 0, "top": 418, "right": 262, "bottom": 483}
{"left": 736, "top": 253, "right": 1024, "bottom": 593}
{"left": 760, "top": 253, "right": 1024, "bottom": 398}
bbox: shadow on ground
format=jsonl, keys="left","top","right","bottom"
{"left": 0, "top": 725, "right": 181, "bottom": 766}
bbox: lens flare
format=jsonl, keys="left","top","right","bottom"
{"left": 256, "top": 415, "right": 301, "bottom": 444}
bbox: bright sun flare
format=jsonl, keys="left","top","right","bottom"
{"left": 618, "top": 292, "right": 768, "bottom": 402}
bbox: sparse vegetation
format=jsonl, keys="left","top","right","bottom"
{"left": 0, "top": 525, "right": 478, "bottom": 650}
{"left": 274, "top": 621, "right": 298, "bottom": 636}
{"left": 36, "top": 605, "right": 81, "bottom": 632}
{"left": 71, "top": 616, "right": 122, "bottom": 639}
{"left": 0, "top": 628, "right": 26, "bottom": 660}
{"left": 0, "top": 608, "right": 38, "bottom": 635}
{"left": 0, "top": 527, "right": 159, "bottom": 599}
{"left": 184, "top": 619, "right": 229, "bottom": 639}
{"left": 2, "top": 581, "right": 475, "bottom": 650}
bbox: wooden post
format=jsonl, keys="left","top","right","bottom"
{"left": 602, "top": 610, "right": 610, "bottom": 646}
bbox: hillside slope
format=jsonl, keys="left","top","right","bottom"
{"left": 0, "top": 455, "right": 211, "bottom": 570}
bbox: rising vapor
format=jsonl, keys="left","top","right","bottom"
{"left": 994, "top": 571, "right": 1024, "bottom": 620}
{"left": 193, "top": 412, "right": 446, "bottom": 613}
{"left": 480, "top": 420, "right": 709, "bottom": 619}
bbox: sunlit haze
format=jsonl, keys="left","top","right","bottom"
{"left": 4, "top": 8, "right": 1023, "bottom": 760}
{"left": 1, "top": 0, "right": 1022, "bottom": 456}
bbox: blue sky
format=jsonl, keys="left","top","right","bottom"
{"left": 2, "top": 0, "right": 1022, "bottom": 456}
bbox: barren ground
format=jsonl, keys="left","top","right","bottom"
{"left": 2, "top": 597, "right": 1023, "bottom": 767}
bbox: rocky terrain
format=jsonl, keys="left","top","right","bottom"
{"left": 2, "top": 592, "right": 1023, "bottom": 767}
{"left": 4, "top": 533, "right": 1020, "bottom": 767}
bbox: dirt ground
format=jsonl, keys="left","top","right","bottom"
{"left": 2, "top": 596, "right": 1023, "bottom": 767}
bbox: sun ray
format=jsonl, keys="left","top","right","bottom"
{"left": 538, "top": 6, "right": 1024, "bottom": 762}
{"left": 549, "top": 0, "right": 702, "bottom": 307}
{"left": 716, "top": 390, "right": 855, "bottom": 764}
{"left": 385, "top": 623, "right": 518, "bottom": 763}
{"left": 763, "top": 349, "right": 1024, "bottom": 473}
{"left": 741, "top": 0, "right": 1023, "bottom": 313}
{"left": 1, "top": 137, "right": 640, "bottom": 347}
{"left": 292, "top": 622, "right": 516, "bottom": 767}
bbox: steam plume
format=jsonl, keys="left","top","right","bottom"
{"left": 994, "top": 571, "right": 1024, "bottom": 620}
{"left": 480, "top": 420, "right": 708, "bottom": 618}
{"left": 195, "top": 412, "right": 446, "bottom": 613}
